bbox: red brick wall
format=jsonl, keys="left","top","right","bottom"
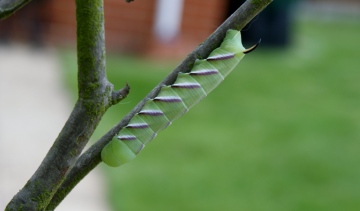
{"left": 44, "top": 0, "right": 156, "bottom": 53}
{"left": 104, "top": 0, "right": 156, "bottom": 53}
{"left": 44, "top": 0, "right": 76, "bottom": 46}
{"left": 181, "top": 0, "right": 227, "bottom": 43}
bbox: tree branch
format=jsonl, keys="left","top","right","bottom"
{"left": 46, "top": 0, "right": 272, "bottom": 209}
{"left": 5, "top": 0, "right": 131, "bottom": 210}
{"left": 111, "top": 82, "right": 131, "bottom": 105}
{"left": 0, "top": 0, "right": 31, "bottom": 19}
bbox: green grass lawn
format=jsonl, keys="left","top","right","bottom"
{"left": 61, "top": 19, "right": 360, "bottom": 210}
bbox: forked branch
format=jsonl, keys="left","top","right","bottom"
{"left": 5, "top": 0, "right": 129, "bottom": 210}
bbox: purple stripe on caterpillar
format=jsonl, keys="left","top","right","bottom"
{"left": 189, "top": 69, "right": 219, "bottom": 75}
{"left": 117, "top": 135, "right": 137, "bottom": 140}
{"left": 126, "top": 123, "right": 149, "bottom": 129}
{"left": 206, "top": 53, "right": 234, "bottom": 61}
{"left": 171, "top": 82, "right": 201, "bottom": 89}
{"left": 153, "top": 96, "right": 182, "bottom": 102}
{"left": 138, "top": 110, "right": 164, "bottom": 116}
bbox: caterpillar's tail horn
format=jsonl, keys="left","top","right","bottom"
{"left": 243, "top": 39, "right": 261, "bottom": 54}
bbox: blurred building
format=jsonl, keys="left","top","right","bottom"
{"left": 0, "top": 0, "right": 359, "bottom": 57}
{"left": 1, "top": 0, "right": 227, "bottom": 57}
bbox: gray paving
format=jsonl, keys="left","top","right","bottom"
{"left": 0, "top": 45, "right": 110, "bottom": 211}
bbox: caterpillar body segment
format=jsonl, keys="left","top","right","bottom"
{"left": 171, "top": 74, "right": 207, "bottom": 108}
{"left": 187, "top": 60, "right": 224, "bottom": 94}
{"left": 153, "top": 86, "right": 188, "bottom": 120}
{"left": 101, "top": 30, "right": 259, "bottom": 167}
{"left": 101, "top": 139, "right": 136, "bottom": 167}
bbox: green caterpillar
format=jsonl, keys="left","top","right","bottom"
{"left": 101, "top": 29, "right": 259, "bottom": 167}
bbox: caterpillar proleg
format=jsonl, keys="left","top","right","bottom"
{"left": 101, "top": 29, "right": 260, "bottom": 167}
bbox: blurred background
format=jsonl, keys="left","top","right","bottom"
{"left": 1, "top": 0, "right": 360, "bottom": 210}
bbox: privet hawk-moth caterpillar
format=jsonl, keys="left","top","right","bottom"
{"left": 101, "top": 29, "right": 259, "bottom": 167}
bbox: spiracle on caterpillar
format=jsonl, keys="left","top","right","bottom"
{"left": 101, "top": 29, "right": 260, "bottom": 167}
